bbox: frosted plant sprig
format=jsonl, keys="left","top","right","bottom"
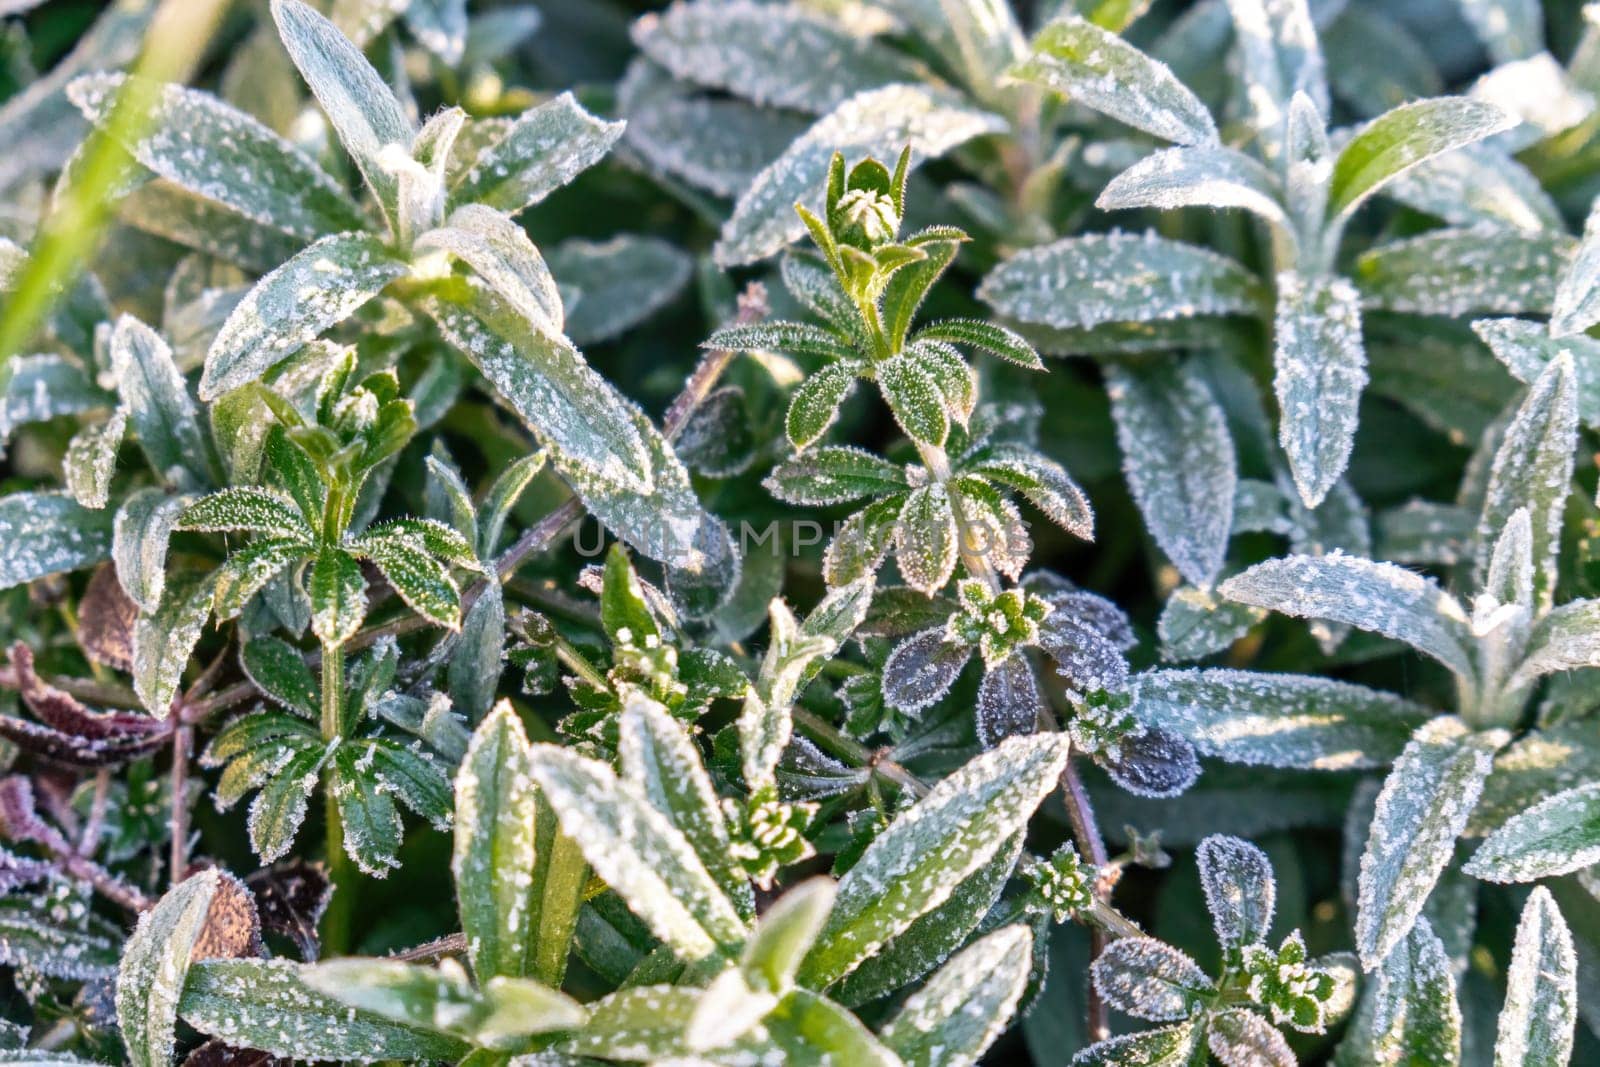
{"left": 993, "top": 1, "right": 1518, "bottom": 509}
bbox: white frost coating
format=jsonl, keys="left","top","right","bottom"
{"left": 893, "top": 484, "right": 958, "bottom": 594}
{"left": 110, "top": 315, "right": 211, "bottom": 486}
{"left": 1208, "top": 1009, "right": 1295, "bottom": 1067}
{"left": 1008, "top": 16, "right": 1217, "bottom": 147}
{"left": 1386, "top": 142, "right": 1562, "bottom": 234}
{"left": 526, "top": 744, "right": 746, "bottom": 960}
{"left": 878, "top": 924, "right": 1031, "bottom": 1067}
{"left": 632, "top": 0, "right": 919, "bottom": 115}
{"left": 1098, "top": 145, "right": 1289, "bottom": 228}
{"left": 451, "top": 91, "right": 624, "bottom": 216}
{"left": 1224, "top": 0, "right": 1328, "bottom": 153}
{"left": 402, "top": 0, "right": 467, "bottom": 65}
{"left": 800, "top": 733, "right": 1069, "bottom": 986}
{"left": 66, "top": 72, "right": 361, "bottom": 240}
{"left": 1355, "top": 718, "right": 1504, "bottom": 969}
{"left": 1470, "top": 52, "right": 1592, "bottom": 150}
{"left": 547, "top": 235, "right": 694, "bottom": 346}
{"left": 200, "top": 232, "right": 406, "bottom": 400}
{"left": 1473, "top": 318, "right": 1600, "bottom": 429}
{"left": 112, "top": 488, "right": 188, "bottom": 613}
{"left": 116, "top": 869, "right": 220, "bottom": 1067}
{"left": 1370, "top": 918, "right": 1462, "bottom": 1063}
{"left": 1510, "top": 599, "right": 1600, "bottom": 689}
{"left": 64, "top": 409, "right": 126, "bottom": 510}
{"left": 0, "top": 492, "right": 113, "bottom": 591}
{"left": 714, "top": 84, "right": 1004, "bottom": 266}
{"left": 622, "top": 80, "right": 808, "bottom": 199}
{"left": 1466, "top": 781, "right": 1600, "bottom": 883}
{"left": 1474, "top": 354, "right": 1577, "bottom": 610}
{"left": 1133, "top": 668, "right": 1430, "bottom": 771}
{"left": 1089, "top": 936, "right": 1213, "bottom": 1022}
{"left": 1273, "top": 271, "right": 1366, "bottom": 509}
{"left": 1220, "top": 553, "right": 1474, "bottom": 679}
{"left": 1106, "top": 361, "right": 1234, "bottom": 589}
{"left": 1156, "top": 586, "right": 1264, "bottom": 663}
{"left": 978, "top": 231, "right": 1263, "bottom": 330}
{"left": 1356, "top": 225, "right": 1574, "bottom": 317}
{"left": 1458, "top": 0, "right": 1545, "bottom": 65}
{"left": 1196, "top": 834, "right": 1275, "bottom": 948}
{"left": 1493, "top": 887, "right": 1577, "bottom": 1067}
{"left": 417, "top": 205, "right": 564, "bottom": 335}
{"left": 1555, "top": 194, "right": 1600, "bottom": 337}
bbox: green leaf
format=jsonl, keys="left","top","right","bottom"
{"left": 1474, "top": 318, "right": 1600, "bottom": 430}
{"left": 547, "top": 234, "right": 693, "bottom": 346}
{"left": 765, "top": 446, "right": 907, "bottom": 507}
{"left": 786, "top": 361, "right": 860, "bottom": 450}
{"left": 1226, "top": 0, "right": 1327, "bottom": 154}
{"left": 108, "top": 315, "right": 213, "bottom": 487}
{"left": 1073, "top": 1022, "right": 1202, "bottom": 1067}
{"left": 477, "top": 451, "right": 546, "bottom": 559}
{"left": 308, "top": 546, "right": 365, "bottom": 645}
{"left": 710, "top": 321, "right": 860, "bottom": 362}
{"left": 1370, "top": 918, "right": 1461, "bottom": 1065}
{"left": 181, "top": 487, "right": 311, "bottom": 540}
{"left": 117, "top": 870, "right": 221, "bottom": 1067}
{"left": 1553, "top": 195, "right": 1600, "bottom": 337}
{"left": 270, "top": 0, "right": 413, "bottom": 225}
{"left": 1492, "top": 887, "right": 1576, "bottom": 1067}
{"left": 1356, "top": 718, "right": 1504, "bottom": 968}
{"left": 878, "top": 924, "right": 1031, "bottom": 1067}
{"left": 1466, "top": 781, "right": 1600, "bottom": 883}
{"left": 451, "top": 91, "right": 623, "bottom": 215}
{"left": 0, "top": 491, "right": 113, "bottom": 591}
{"left": 179, "top": 958, "right": 469, "bottom": 1062}
{"left": 246, "top": 741, "right": 323, "bottom": 862}
{"left": 979, "top": 232, "right": 1264, "bottom": 329}
{"left": 963, "top": 445, "right": 1093, "bottom": 540}
{"left": 824, "top": 494, "right": 904, "bottom": 586}
{"left": 1328, "top": 98, "right": 1515, "bottom": 220}
{"left": 112, "top": 489, "right": 186, "bottom": 612}
{"left": 66, "top": 72, "right": 362, "bottom": 240}
{"left": 741, "top": 879, "right": 835, "bottom": 994}
{"left": 1273, "top": 271, "right": 1367, "bottom": 509}
{"left": 799, "top": 733, "right": 1069, "bottom": 987}
{"left": 332, "top": 745, "right": 403, "bottom": 876}
{"left": 1195, "top": 834, "right": 1275, "bottom": 949}
{"left": 133, "top": 574, "right": 214, "bottom": 714}
{"left": 1220, "top": 554, "right": 1474, "bottom": 679}
{"left": 912, "top": 318, "right": 1043, "bottom": 370}
{"left": 893, "top": 484, "right": 958, "bottom": 595}
{"left": 1133, "top": 669, "right": 1432, "bottom": 771}
{"left": 64, "top": 411, "right": 125, "bottom": 510}
{"left": 417, "top": 205, "right": 564, "bottom": 338}
{"left": 352, "top": 530, "right": 462, "bottom": 630}
{"left": 1355, "top": 227, "right": 1573, "bottom": 318}
{"left": 1474, "top": 354, "right": 1577, "bottom": 612}
{"left": 241, "top": 636, "right": 318, "bottom": 719}
{"left": 211, "top": 536, "right": 306, "bottom": 620}
{"left": 620, "top": 695, "right": 754, "bottom": 920}
{"left": 714, "top": 84, "right": 1003, "bottom": 266}
{"left": 632, "top": 0, "right": 920, "bottom": 114}
{"left": 449, "top": 582, "right": 504, "bottom": 724}
{"left": 1208, "top": 1009, "right": 1296, "bottom": 1067}
{"left": 1009, "top": 16, "right": 1217, "bottom": 145}
{"left": 1106, "top": 360, "right": 1234, "bottom": 588}
{"left": 1097, "top": 144, "right": 1289, "bottom": 228}
{"left": 527, "top": 743, "right": 748, "bottom": 961}
{"left": 404, "top": 0, "right": 467, "bottom": 64}
{"left": 199, "top": 232, "right": 406, "bottom": 400}
{"left": 600, "top": 543, "right": 659, "bottom": 649}
{"left": 1089, "top": 936, "right": 1214, "bottom": 1021}
{"left": 0, "top": 353, "right": 105, "bottom": 439}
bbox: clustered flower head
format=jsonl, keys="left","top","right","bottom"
{"left": 1065, "top": 688, "right": 1138, "bottom": 759}
{"left": 827, "top": 152, "right": 906, "bottom": 250}
{"left": 724, "top": 786, "right": 817, "bottom": 890}
{"left": 946, "top": 579, "right": 1052, "bottom": 666}
{"left": 1022, "top": 843, "right": 1097, "bottom": 923}
{"left": 1241, "top": 932, "right": 1339, "bottom": 1033}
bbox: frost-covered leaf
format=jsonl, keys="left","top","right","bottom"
{"left": 1512, "top": 599, "right": 1600, "bottom": 688}
{"left": 1328, "top": 97, "right": 1514, "bottom": 219}
{"left": 1553, "top": 196, "right": 1600, "bottom": 337}
{"left": 979, "top": 232, "right": 1264, "bottom": 330}
{"left": 200, "top": 232, "right": 406, "bottom": 400}
{"left": 241, "top": 637, "right": 317, "bottom": 719}
{"left": 1225, "top": 0, "right": 1327, "bottom": 152}
{"left": 875, "top": 0, "right": 1022, "bottom": 103}
{"left": 1492, "top": 887, "right": 1576, "bottom": 1067}
{"left": 1097, "top": 145, "right": 1288, "bottom": 227}
{"left": 1106, "top": 360, "right": 1234, "bottom": 588}
{"left": 1098, "top": 726, "right": 1199, "bottom": 799}
{"left": 1385, "top": 143, "right": 1561, "bottom": 234}
{"left": 1090, "top": 936, "right": 1214, "bottom": 1021}
{"left": 1072, "top": 1023, "right": 1202, "bottom": 1067}
{"left": 1273, "top": 272, "right": 1365, "bottom": 509}
{"left": 180, "top": 487, "right": 310, "bottom": 540}
{"left": 1133, "top": 669, "right": 1432, "bottom": 770}
{"left": 110, "top": 316, "right": 212, "bottom": 487}
{"left": 1474, "top": 354, "right": 1577, "bottom": 611}
{"left": 117, "top": 870, "right": 221, "bottom": 1067}
{"left": 878, "top": 924, "right": 1031, "bottom": 1067}
{"left": 799, "top": 733, "right": 1070, "bottom": 986}
{"left": 878, "top": 350, "right": 949, "bottom": 447}
{"left": 714, "top": 84, "right": 1003, "bottom": 266}
{"left": 882, "top": 627, "right": 970, "bottom": 712}
{"left": 451, "top": 91, "right": 623, "bottom": 216}
{"left": 632, "top": 0, "right": 920, "bottom": 114}
{"left": 179, "top": 958, "right": 468, "bottom": 1062}
{"left": 66, "top": 72, "right": 362, "bottom": 240}
{"left": 1208, "top": 1008, "right": 1295, "bottom": 1067}
{"left": 1357, "top": 718, "right": 1503, "bottom": 968}
{"left": 893, "top": 485, "right": 958, "bottom": 594}
{"left": 352, "top": 530, "right": 461, "bottom": 630}
{"left": 0, "top": 491, "right": 112, "bottom": 592}
{"left": 1156, "top": 586, "right": 1264, "bottom": 662}
{"left": 1009, "top": 16, "right": 1217, "bottom": 146}
{"left": 1474, "top": 318, "right": 1600, "bottom": 429}
{"left": 133, "top": 574, "right": 213, "bottom": 715}
{"left": 1355, "top": 226, "right": 1573, "bottom": 317}
{"left": 404, "top": 0, "right": 467, "bottom": 64}
{"left": 1370, "top": 918, "right": 1461, "bottom": 1065}
{"left": 448, "top": 582, "right": 504, "bottom": 723}
{"left": 271, "top": 0, "right": 413, "bottom": 224}
{"left": 1196, "top": 834, "right": 1275, "bottom": 949}
{"left": 1465, "top": 781, "right": 1600, "bottom": 883}
{"left": 308, "top": 546, "right": 365, "bottom": 646}
{"left": 64, "top": 410, "right": 126, "bottom": 510}
{"left": 765, "top": 446, "right": 907, "bottom": 506}
{"left": 547, "top": 235, "right": 692, "bottom": 346}
{"left": 0, "top": 353, "right": 105, "bottom": 440}
{"left": 415, "top": 204, "right": 564, "bottom": 337}
{"left": 1459, "top": 0, "right": 1544, "bottom": 65}
{"left": 963, "top": 445, "right": 1092, "bottom": 539}
{"left": 527, "top": 744, "right": 746, "bottom": 960}
{"left": 1220, "top": 554, "right": 1473, "bottom": 678}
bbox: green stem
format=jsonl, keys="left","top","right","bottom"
{"left": 915, "top": 440, "right": 1002, "bottom": 594}
{"left": 320, "top": 643, "right": 353, "bottom": 957}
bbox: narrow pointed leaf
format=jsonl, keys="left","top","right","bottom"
{"left": 1492, "top": 887, "right": 1576, "bottom": 1067}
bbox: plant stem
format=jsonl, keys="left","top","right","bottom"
{"left": 320, "top": 643, "right": 352, "bottom": 956}
{"left": 915, "top": 441, "right": 1003, "bottom": 594}
{"left": 792, "top": 708, "right": 928, "bottom": 798}
{"left": 169, "top": 725, "right": 191, "bottom": 885}
{"left": 1060, "top": 753, "right": 1113, "bottom": 1043}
